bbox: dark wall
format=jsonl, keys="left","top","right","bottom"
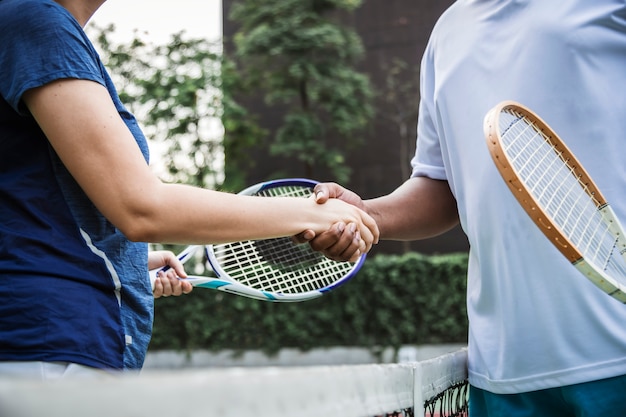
{"left": 222, "top": 0, "right": 468, "bottom": 255}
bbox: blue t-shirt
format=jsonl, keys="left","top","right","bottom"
{"left": 0, "top": 0, "right": 153, "bottom": 370}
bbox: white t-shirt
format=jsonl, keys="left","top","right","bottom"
{"left": 412, "top": 0, "right": 626, "bottom": 394}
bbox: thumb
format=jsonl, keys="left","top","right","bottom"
{"left": 313, "top": 183, "right": 338, "bottom": 203}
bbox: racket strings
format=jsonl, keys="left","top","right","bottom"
{"left": 499, "top": 110, "right": 626, "bottom": 279}
{"left": 255, "top": 185, "right": 313, "bottom": 199}
{"left": 213, "top": 240, "right": 353, "bottom": 293}
{"left": 211, "top": 183, "right": 356, "bottom": 295}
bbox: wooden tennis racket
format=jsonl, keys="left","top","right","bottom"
{"left": 483, "top": 101, "right": 626, "bottom": 303}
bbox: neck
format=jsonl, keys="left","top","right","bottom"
{"left": 54, "top": 0, "right": 106, "bottom": 27}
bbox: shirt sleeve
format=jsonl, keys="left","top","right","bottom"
{"left": 410, "top": 42, "right": 448, "bottom": 181}
{"left": 0, "top": 0, "right": 105, "bottom": 114}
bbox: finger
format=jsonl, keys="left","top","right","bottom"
{"left": 309, "top": 223, "right": 363, "bottom": 262}
{"left": 164, "top": 270, "right": 186, "bottom": 296}
{"left": 170, "top": 263, "right": 188, "bottom": 279}
{"left": 152, "top": 278, "right": 164, "bottom": 299}
{"left": 307, "top": 222, "right": 347, "bottom": 252}
{"left": 313, "top": 182, "right": 342, "bottom": 203}
{"left": 158, "top": 271, "right": 173, "bottom": 296}
{"left": 347, "top": 249, "right": 362, "bottom": 263}
{"left": 313, "top": 184, "right": 329, "bottom": 203}
{"left": 291, "top": 229, "right": 316, "bottom": 244}
{"left": 330, "top": 226, "right": 364, "bottom": 262}
{"left": 355, "top": 225, "right": 372, "bottom": 253}
{"left": 161, "top": 252, "right": 188, "bottom": 278}
{"left": 357, "top": 210, "right": 380, "bottom": 248}
{"left": 325, "top": 223, "right": 357, "bottom": 257}
{"left": 181, "top": 280, "right": 194, "bottom": 294}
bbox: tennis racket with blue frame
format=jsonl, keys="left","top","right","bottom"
{"left": 149, "top": 178, "right": 366, "bottom": 302}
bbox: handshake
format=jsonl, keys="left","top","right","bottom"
{"left": 152, "top": 176, "right": 458, "bottom": 298}
{"left": 294, "top": 182, "right": 379, "bottom": 263}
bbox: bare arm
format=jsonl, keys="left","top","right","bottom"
{"left": 23, "top": 79, "right": 379, "bottom": 249}
{"left": 362, "top": 176, "right": 459, "bottom": 241}
{"left": 302, "top": 177, "right": 458, "bottom": 260}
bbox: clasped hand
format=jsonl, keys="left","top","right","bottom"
{"left": 148, "top": 250, "right": 193, "bottom": 298}
{"left": 294, "top": 182, "right": 374, "bottom": 263}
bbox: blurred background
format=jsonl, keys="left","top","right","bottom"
{"left": 87, "top": 0, "right": 468, "bottom": 367}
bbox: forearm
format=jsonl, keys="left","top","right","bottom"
{"left": 126, "top": 183, "right": 358, "bottom": 244}
{"left": 364, "top": 177, "right": 459, "bottom": 241}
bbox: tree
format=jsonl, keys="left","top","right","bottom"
{"left": 229, "top": 0, "right": 374, "bottom": 182}
{"left": 88, "top": 24, "right": 265, "bottom": 191}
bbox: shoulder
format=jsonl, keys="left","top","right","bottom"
{"left": 428, "top": 1, "right": 466, "bottom": 39}
{"left": 0, "top": 0, "right": 91, "bottom": 57}
{"left": 0, "top": 0, "right": 104, "bottom": 112}
{"left": 0, "top": 0, "right": 87, "bottom": 53}
{"left": 0, "top": 0, "right": 75, "bottom": 30}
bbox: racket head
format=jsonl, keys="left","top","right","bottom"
{"left": 204, "top": 178, "right": 366, "bottom": 302}
{"left": 484, "top": 101, "right": 626, "bottom": 302}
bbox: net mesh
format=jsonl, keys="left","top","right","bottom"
{"left": 424, "top": 380, "right": 469, "bottom": 417}
{"left": 0, "top": 349, "right": 469, "bottom": 417}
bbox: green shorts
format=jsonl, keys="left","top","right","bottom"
{"left": 470, "top": 374, "right": 626, "bottom": 417}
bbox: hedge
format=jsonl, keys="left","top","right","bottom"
{"left": 150, "top": 252, "right": 469, "bottom": 354}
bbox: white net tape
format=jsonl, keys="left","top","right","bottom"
{"left": 0, "top": 349, "right": 468, "bottom": 417}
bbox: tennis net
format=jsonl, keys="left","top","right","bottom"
{"left": 0, "top": 348, "right": 468, "bottom": 417}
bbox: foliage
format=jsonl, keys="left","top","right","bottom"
{"left": 228, "top": 0, "right": 374, "bottom": 182}
{"left": 220, "top": 58, "right": 269, "bottom": 192}
{"left": 88, "top": 24, "right": 265, "bottom": 190}
{"left": 150, "top": 252, "right": 469, "bottom": 355}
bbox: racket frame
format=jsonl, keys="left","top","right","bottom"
{"left": 150, "top": 178, "right": 366, "bottom": 302}
{"left": 484, "top": 101, "right": 626, "bottom": 302}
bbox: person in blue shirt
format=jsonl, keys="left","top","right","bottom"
{"left": 0, "top": 0, "right": 379, "bottom": 378}
{"left": 302, "top": 1, "right": 626, "bottom": 416}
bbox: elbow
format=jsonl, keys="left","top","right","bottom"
{"left": 111, "top": 207, "right": 163, "bottom": 243}
{"left": 116, "top": 217, "right": 160, "bottom": 243}
{"left": 121, "top": 226, "right": 156, "bottom": 243}
{"left": 90, "top": 178, "right": 170, "bottom": 243}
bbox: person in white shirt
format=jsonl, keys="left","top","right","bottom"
{"left": 301, "top": 1, "right": 626, "bottom": 415}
